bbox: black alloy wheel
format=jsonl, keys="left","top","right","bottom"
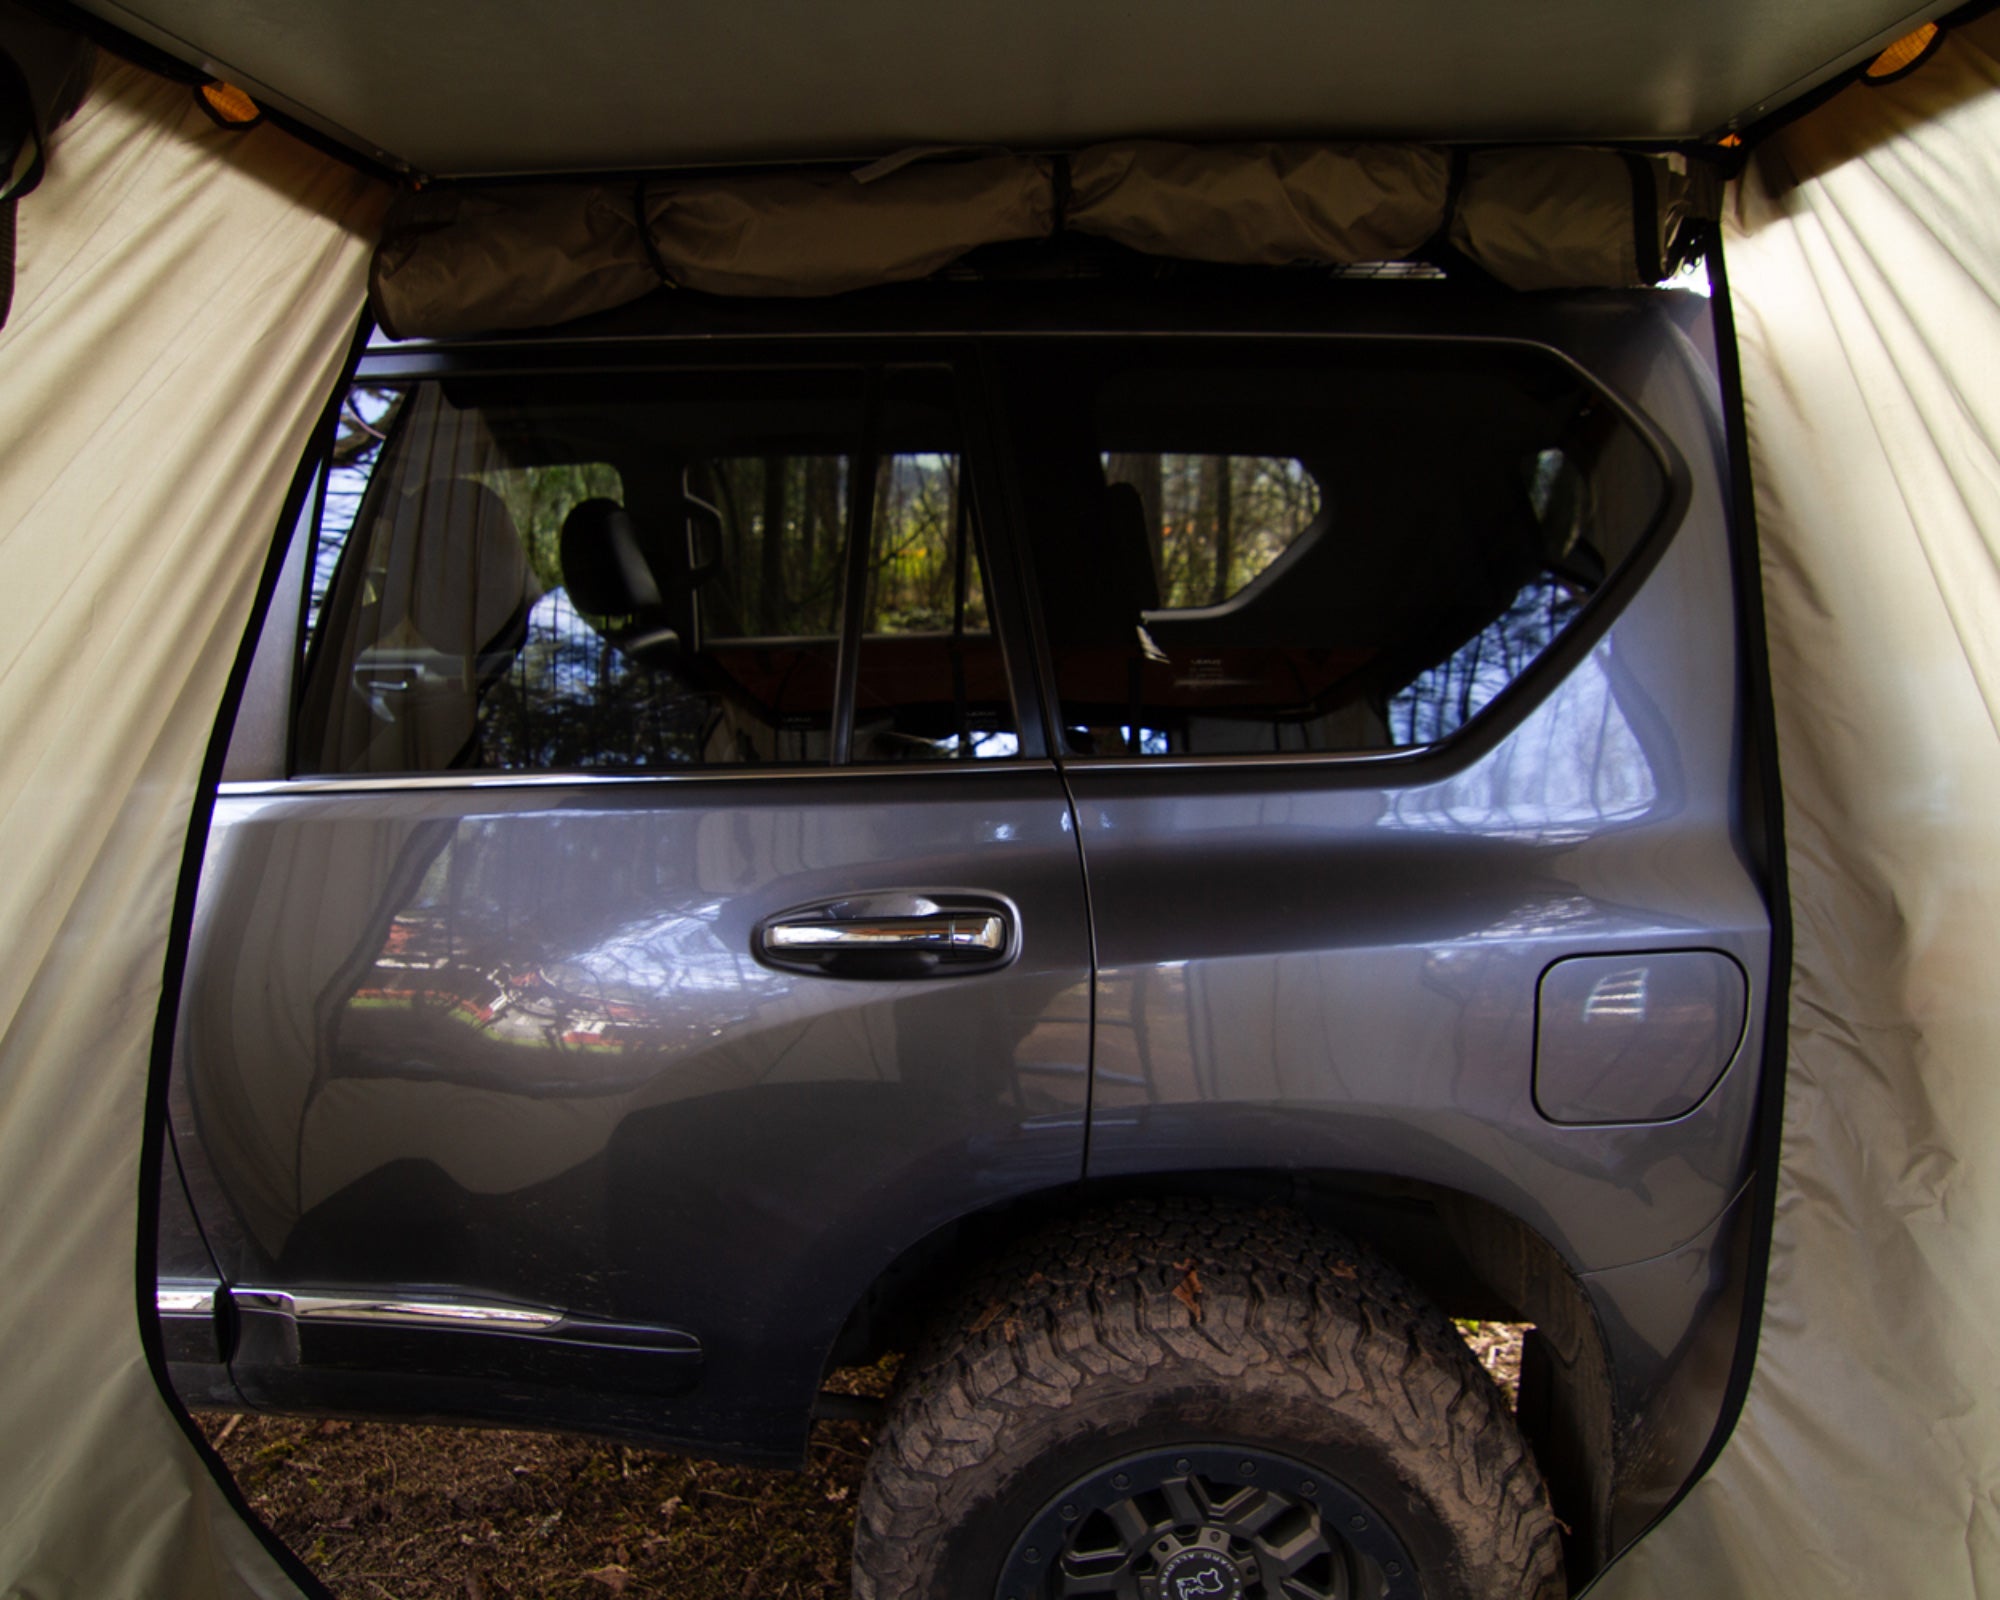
{"left": 996, "top": 1445, "right": 1420, "bottom": 1600}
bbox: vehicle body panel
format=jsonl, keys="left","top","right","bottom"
{"left": 177, "top": 769, "right": 1089, "bottom": 1452}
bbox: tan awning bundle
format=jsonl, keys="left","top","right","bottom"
{"left": 372, "top": 140, "right": 1711, "bottom": 338}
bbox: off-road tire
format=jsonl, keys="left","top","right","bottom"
{"left": 853, "top": 1198, "right": 1565, "bottom": 1599}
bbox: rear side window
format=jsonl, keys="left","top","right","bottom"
{"left": 1007, "top": 344, "right": 1669, "bottom": 759}
{"left": 1100, "top": 453, "right": 1322, "bottom": 609}
{"left": 296, "top": 367, "right": 1017, "bottom": 776}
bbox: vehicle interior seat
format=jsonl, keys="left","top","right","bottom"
{"left": 557, "top": 495, "right": 682, "bottom": 661}
{"left": 347, "top": 474, "right": 537, "bottom": 772}
{"left": 1100, "top": 479, "right": 1163, "bottom": 621}
{"left": 1024, "top": 471, "right": 1168, "bottom": 753}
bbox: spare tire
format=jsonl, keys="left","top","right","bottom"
{"left": 854, "top": 1198, "right": 1565, "bottom": 1600}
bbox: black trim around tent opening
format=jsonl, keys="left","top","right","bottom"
{"left": 134, "top": 309, "right": 377, "bottom": 1600}
{"left": 1576, "top": 224, "right": 1796, "bottom": 1594}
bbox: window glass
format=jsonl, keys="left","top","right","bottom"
{"left": 695, "top": 456, "right": 849, "bottom": 639}
{"left": 312, "top": 385, "right": 399, "bottom": 638}
{"left": 298, "top": 374, "right": 860, "bottom": 775}
{"left": 1011, "top": 347, "right": 1667, "bottom": 760}
{"left": 852, "top": 455, "right": 1018, "bottom": 761}
{"left": 1101, "top": 453, "right": 1320, "bottom": 608}
{"left": 295, "top": 367, "right": 1009, "bottom": 776}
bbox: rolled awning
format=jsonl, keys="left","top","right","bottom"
{"left": 371, "top": 140, "right": 1714, "bottom": 339}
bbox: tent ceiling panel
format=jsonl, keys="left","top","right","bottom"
{"left": 70, "top": 0, "right": 1954, "bottom": 176}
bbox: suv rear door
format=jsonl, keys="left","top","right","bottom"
{"left": 167, "top": 350, "right": 1093, "bottom": 1454}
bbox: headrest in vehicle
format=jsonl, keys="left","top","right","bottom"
{"left": 1102, "top": 480, "right": 1162, "bottom": 612}
{"left": 400, "top": 476, "right": 534, "bottom": 657}
{"left": 560, "top": 497, "right": 666, "bottom": 618}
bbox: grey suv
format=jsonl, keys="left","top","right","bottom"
{"left": 155, "top": 270, "right": 1772, "bottom": 1600}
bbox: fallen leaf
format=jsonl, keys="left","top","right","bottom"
{"left": 1173, "top": 1266, "right": 1203, "bottom": 1322}
{"left": 968, "top": 1301, "right": 1004, "bottom": 1335}
{"left": 586, "top": 1564, "right": 631, "bottom": 1593}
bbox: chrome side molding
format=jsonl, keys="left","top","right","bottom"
{"left": 156, "top": 1282, "right": 217, "bottom": 1317}
{"left": 230, "top": 1287, "right": 565, "bottom": 1332}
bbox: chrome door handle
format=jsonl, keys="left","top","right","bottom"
{"left": 765, "top": 912, "right": 1006, "bottom": 956}
{"left": 757, "top": 898, "right": 1014, "bottom": 978}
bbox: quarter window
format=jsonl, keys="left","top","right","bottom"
{"left": 1007, "top": 346, "right": 1668, "bottom": 759}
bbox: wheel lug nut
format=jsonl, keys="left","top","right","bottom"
{"left": 1238, "top": 1459, "right": 1255, "bottom": 1476}
{"left": 1111, "top": 1472, "right": 1131, "bottom": 1490}
{"left": 1061, "top": 1503, "right": 1079, "bottom": 1521}
{"left": 1386, "top": 1561, "right": 1403, "bottom": 1577}
{"left": 1350, "top": 1513, "right": 1368, "bottom": 1530}
{"left": 1300, "top": 1479, "right": 1316, "bottom": 1495}
{"left": 1175, "top": 1457, "right": 1191, "bottom": 1472}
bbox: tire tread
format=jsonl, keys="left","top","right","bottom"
{"left": 853, "top": 1197, "right": 1565, "bottom": 1599}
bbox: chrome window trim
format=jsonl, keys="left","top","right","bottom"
{"left": 217, "top": 758, "right": 1051, "bottom": 798}
{"left": 1058, "top": 746, "right": 1421, "bottom": 776}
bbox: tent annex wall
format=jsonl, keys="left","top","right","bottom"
{"left": 0, "top": 12, "right": 1996, "bottom": 1599}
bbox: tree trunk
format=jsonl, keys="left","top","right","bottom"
{"left": 1210, "top": 457, "right": 1235, "bottom": 605}
{"left": 801, "top": 457, "right": 820, "bottom": 576}
{"left": 759, "top": 454, "right": 786, "bottom": 629}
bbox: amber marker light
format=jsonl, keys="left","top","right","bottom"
{"left": 197, "top": 80, "right": 263, "bottom": 128}
{"left": 1864, "top": 22, "right": 1942, "bottom": 84}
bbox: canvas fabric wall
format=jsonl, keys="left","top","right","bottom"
{"left": 1592, "top": 15, "right": 2000, "bottom": 1598}
{"left": 4, "top": 17, "right": 1998, "bottom": 1600}
{"left": 0, "top": 57, "right": 381, "bottom": 1599}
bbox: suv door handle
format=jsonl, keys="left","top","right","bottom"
{"left": 757, "top": 896, "right": 1015, "bottom": 979}
{"left": 766, "top": 912, "right": 1006, "bottom": 957}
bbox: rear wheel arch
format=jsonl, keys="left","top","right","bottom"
{"left": 820, "top": 1170, "right": 1615, "bottom": 1579}
{"left": 851, "top": 1193, "right": 1567, "bottom": 1598}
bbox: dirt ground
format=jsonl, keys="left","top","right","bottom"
{"left": 201, "top": 1325, "right": 1524, "bottom": 1600}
